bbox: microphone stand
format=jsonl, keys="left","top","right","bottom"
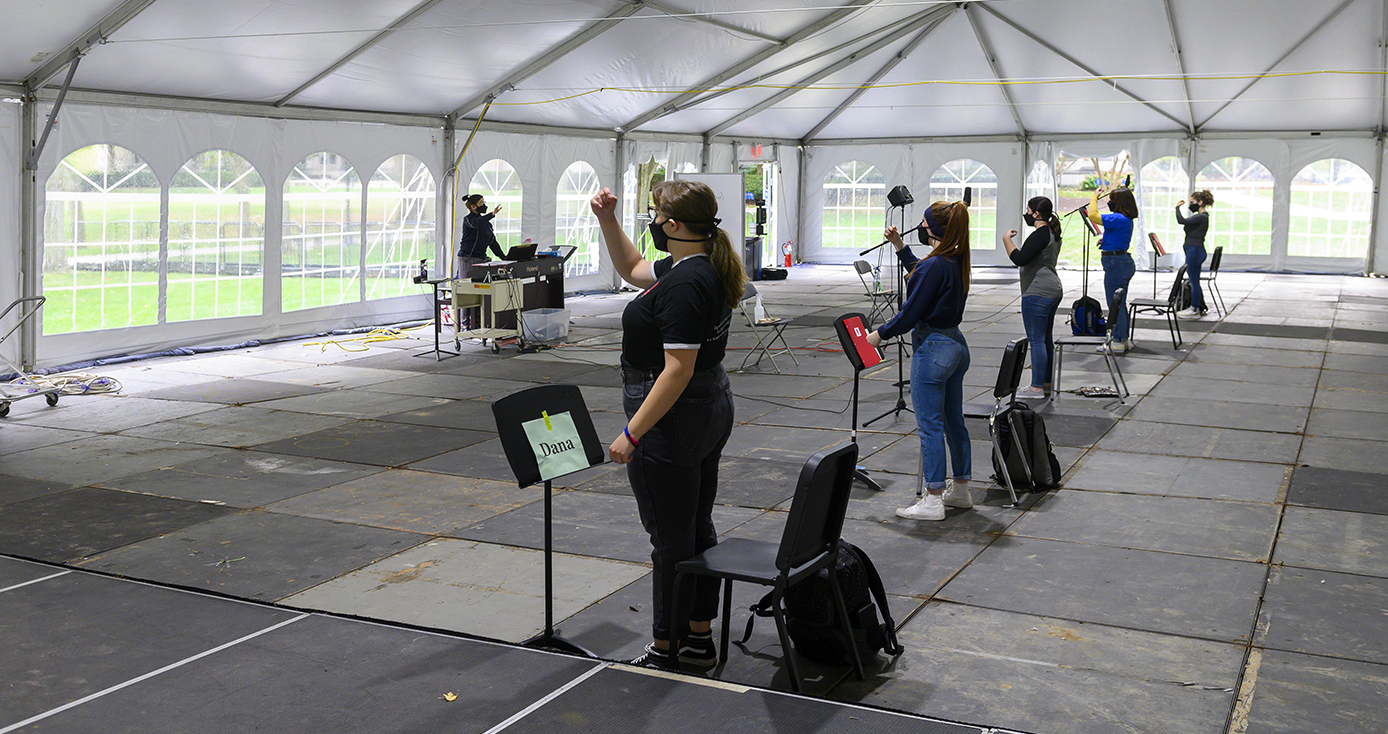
{"left": 863, "top": 203, "right": 913, "bottom": 428}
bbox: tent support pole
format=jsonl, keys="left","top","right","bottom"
{"left": 19, "top": 96, "right": 38, "bottom": 370}
{"left": 1370, "top": 134, "right": 1384, "bottom": 275}
{"left": 614, "top": 132, "right": 628, "bottom": 291}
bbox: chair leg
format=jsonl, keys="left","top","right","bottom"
{"left": 720, "top": 579, "right": 733, "bottom": 666}
{"left": 827, "top": 562, "right": 866, "bottom": 682}
{"left": 1101, "top": 345, "right": 1127, "bottom": 403}
{"left": 1050, "top": 344, "right": 1064, "bottom": 404}
{"left": 668, "top": 570, "right": 685, "bottom": 673}
{"left": 770, "top": 326, "right": 799, "bottom": 366}
{"left": 770, "top": 586, "right": 802, "bottom": 694}
{"left": 1209, "top": 281, "right": 1226, "bottom": 317}
{"left": 991, "top": 431, "right": 1020, "bottom": 505}
{"left": 1005, "top": 411, "right": 1035, "bottom": 487}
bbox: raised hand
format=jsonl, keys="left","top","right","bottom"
{"left": 590, "top": 188, "right": 618, "bottom": 219}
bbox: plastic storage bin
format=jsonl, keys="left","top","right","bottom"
{"left": 520, "top": 308, "right": 570, "bottom": 342}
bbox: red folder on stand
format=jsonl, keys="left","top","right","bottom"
{"left": 838, "top": 315, "right": 882, "bottom": 370}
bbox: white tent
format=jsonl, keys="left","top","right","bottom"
{"left": 4, "top": 0, "right": 1385, "bottom": 368}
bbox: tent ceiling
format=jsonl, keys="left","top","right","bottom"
{"left": 5, "top": 0, "right": 1386, "bottom": 140}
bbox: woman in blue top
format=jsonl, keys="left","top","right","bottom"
{"left": 1087, "top": 186, "right": 1140, "bottom": 353}
{"left": 866, "top": 199, "right": 972, "bottom": 521}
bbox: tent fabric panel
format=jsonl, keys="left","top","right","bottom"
{"left": 0, "top": 102, "right": 19, "bottom": 366}
{"left": 0, "top": 0, "right": 116, "bottom": 82}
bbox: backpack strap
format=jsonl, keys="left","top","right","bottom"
{"left": 840, "top": 541, "right": 904, "bottom": 657}
{"left": 736, "top": 591, "right": 777, "bottom": 645}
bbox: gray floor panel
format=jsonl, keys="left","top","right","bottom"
{"left": 1273, "top": 506, "right": 1388, "bottom": 577}
{"left": 139, "top": 378, "right": 332, "bottom": 405}
{"left": 840, "top": 472, "right": 1034, "bottom": 535}
{"left": 17, "top": 612, "right": 600, "bottom": 734}
{"left": 459, "top": 357, "right": 609, "bottom": 383}
{"left": 1236, "top": 650, "right": 1388, "bottom": 734}
{"left": 1256, "top": 566, "right": 1388, "bottom": 664}
{"left": 253, "top": 364, "right": 415, "bottom": 389}
{"left": 1285, "top": 466, "right": 1388, "bottom": 515}
{"left": 374, "top": 398, "right": 506, "bottom": 431}
{"left": 10, "top": 396, "right": 222, "bottom": 434}
{"left": 1297, "top": 435, "right": 1388, "bottom": 475}
{"left": 0, "top": 422, "right": 89, "bottom": 456}
{"left": 1066, "top": 451, "right": 1290, "bottom": 503}
{"left": 102, "top": 450, "right": 386, "bottom": 507}
{"left": 455, "top": 489, "right": 766, "bottom": 564}
{"left": 251, "top": 420, "right": 492, "bottom": 466}
{"left": 1320, "top": 351, "right": 1388, "bottom": 373}
{"left": 1166, "top": 361, "right": 1321, "bottom": 387}
{"left": 1008, "top": 490, "right": 1279, "bottom": 562}
{"left": 833, "top": 602, "right": 1243, "bottom": 734}
{"left": 723, "top": 423, "right": 898, "bottom": 462}
{"left": 938, "top": 536, "right": 1267, "bottom": 641}
{"left": 727, "top": 372, "right": 846, "bottom": 399}
{"left": 116, "top": 405, "right": 354, "bottom": 448}
{"left": 0, "top": 571, "right": 299, "bottom": 727}
{"left": 1183, "top": 345, "right": 1326, "bottom": 369}
{"left": 154, "top": 353, "right": 304, "bottom": 377}
{"left": 360, "top": 372, "right": 531, "bottom": 400}
{"left": 405, "top": 437, "right": 517, "bottom": 481}
{"left": 1197, "top": 332, "right": 1327, "bottom": 352}
{"left": 0, "top": 487, "right": 231, "bottom": 562}
{"left": 0, "top": 555, "right": 60, "bottom": 589}
{"left": 0, "top": 474, "right": 75, "bottom": 507}
{"left": 1147, "top": 375, "right": 1315, "bottom": 407}
{"left": 1305, "top": 407, "right": 1388, "bottom": 442}
{"left": 1094, "top": 420, "right": 1302, "bottom": 464}
{"left": 509, "top": 665, "right": 977, "bottom": 734}
{"left": 78, "top": 509, "right": 427, "bottom": 602}
{"left": 268, "top": 469, "right": 543, "bottom": 536}
{"left": 1127, "top": 397, "right": 1309, "bottom": 434}
{"left": 250, "top": 390, "right": 448, "bottom": 419}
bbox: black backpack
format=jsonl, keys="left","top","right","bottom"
{"left": 1178, "top": 278, "right": 1192, "bottom": 311}
{"left": 991, "top": 401, "right": 1063, "bottom": 491}
{"left": 1069, "top": 294, "right": 1107, "bottom": 336}
{"left": 738, "top": 541, "right": 903, "bottom": 666}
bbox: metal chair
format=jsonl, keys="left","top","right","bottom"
{"left": 1053, "top": 287, "right": 1130, "bottom": 403}
{"left": 668, "top": 443, "right": 866, "bottom": 693}
{"left": 853, "top": 260, "right": 896, "bottom": 324}
{"left": 1205, "top": 246, "right": 1227, "bottom": 317}
{"left": 962, "top": 338, "right": 1032, "bottom": 506}
{"left": 737, "top": 282, "right": 799, "bottom": 373}
{"left": 1127, "top": 265, "right": 1187, "bottom": 349}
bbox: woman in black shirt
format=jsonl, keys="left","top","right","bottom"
{"left": 1175, "top": 190, "right": 1214, "bottom": 318}
{"left": 590, "top": 180, "right": 745, "bottom": 670}
{"left": 456, "top": 193, "right": 506, "bottom": 275}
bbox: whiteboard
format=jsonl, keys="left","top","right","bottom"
{"left": 673, "top": 171, "right": 747, "bottom": 263}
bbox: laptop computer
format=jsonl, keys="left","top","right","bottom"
{"left": 504, "top": 244, "right": 537, "bottom": 261}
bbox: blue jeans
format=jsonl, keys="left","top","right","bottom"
{"left": 1021, "top": 295, "right": 1061, "bottom": 389}
{"left": 1184, "top": 244, "right": 1206, "bottom": 310}
{"left": 910, "top": 327, "right": 971, "bottom": 490}
{"left": 1102, "top": 252, "right": 1135, "bottom": 342}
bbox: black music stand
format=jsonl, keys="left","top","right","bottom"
{"left": 492, "top": 385, "right": 605, "bottom": 657}
{"left": 860, "top": 186, "right": 914, "bottom": 428}
{"left": 832, "top": 313, "right": 885, "bottom": 491}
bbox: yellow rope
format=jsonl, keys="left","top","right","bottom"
{"left": 303, "top": 325, "right": 428, "bottom": 353}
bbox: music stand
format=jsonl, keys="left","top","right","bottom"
{"left": 1148, "top": 232, "right": 1167, "bottom": 298}
{"left": 492, "top": 385, "right": 605, "bottom": 657}
{"left": 859, "top": 186, "right": 914, "bottom": 428}
{"left": 832, "top": 313, "right": 885, "bottom": 492}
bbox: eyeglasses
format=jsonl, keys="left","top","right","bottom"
{"left": 646, "top": 206, "right": 660, "bottom": 221}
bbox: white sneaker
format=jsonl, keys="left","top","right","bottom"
{"left": 1177, "top": 308, "right": 1202, "bottom": 319}
{"left": 1096, "top": 342, "right": 1127, "bottom": 355}
{"left": 1015, "top": 386, "right": 1046, "bottom": 400}
{"left": 897, "top": 493, "right": 946, "bottom": 520}
{"left": 941, "top": 480, "right": 973, "bottom": 508}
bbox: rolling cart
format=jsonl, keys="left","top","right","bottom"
{"left": 453, "top": 277, "right": 525, "bottom": 354}
{"left": 0, "top": 296, "right": 61, "bottom": 417}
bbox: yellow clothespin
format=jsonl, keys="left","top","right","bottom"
{"left": 542, "top": 411, "right": 551, "bottom": 430}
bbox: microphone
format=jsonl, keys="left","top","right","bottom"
{"left": 963, "top": 186, "right": 972, "bottom": 206}
{"left": 1123, "top": 175, "right": 1131, "bottom": 188}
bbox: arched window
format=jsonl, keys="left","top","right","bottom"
{"left": 366, "top": 155, "right": 436, "bottom": 301}
{"left": 1289, "top": 158, "right": 1373, "bottom": 259}
{"left": 167, "top": 150, "right": 264, "bottom": 321}
{"left": 556, "top": 161, "right": 601, "bottom": 278}
{"left": 466, "top": 159, "right": 523, "bottom": 251}
{"left": 1026, "top": 160, "right": 1053, "bottom": 204}
{"left": 1140, "top": 157, "right": 1189, "bottom": 256}
{"left": 42, "top": 145, "right": 160, "bottom": 334}
{"left": 930, "top": 159, "right": 997, "bottom": 250}
{"left": 1196, "top": 157, "right": 1274, "bottom": 256}
{"left": 283, "top": 152, "right": 361, "bottom": 311}
{"left": 822, "top": 161, "right": 885, "bottom": 250}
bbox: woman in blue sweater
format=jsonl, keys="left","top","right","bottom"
{"left": 1087, "top": 186, "right": 1140, "bottom": 353}
{"left": 866, "top": 199, "right": 972, "bottom": 521}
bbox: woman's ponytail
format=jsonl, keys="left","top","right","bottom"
{"left": 928, "top": 200, "right": 972, "bottom": 295}
{"left": 706, "top": 227, "right": 747, "bottom": 309}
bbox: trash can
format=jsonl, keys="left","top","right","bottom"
{"left": 743, "top": 236, "right": 762, "bottom": 281}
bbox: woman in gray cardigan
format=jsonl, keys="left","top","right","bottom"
{"left": 1003, "top": 196, "right": 1065, "bottom": 399}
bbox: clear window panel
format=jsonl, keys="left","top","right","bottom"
{"left": 1139, "top": 157, "right": 1190, "bottom": 257}
{"left": 282, "top": 152, "right": 361, "bottom": 312}
{"left": 929, "top": 159, "right": 998, "bottom": 250}
{"left": 1289, "top": 158, "right": 1373, "bottom": 259}
{"left": 465, "top": 159, "right": 524, "bottom": 252}
{"left": 167, "top": 150, "right": 265, "bottom": 322}
{"left": 1026, "top": 160, "right": 1054, "bottom": 205}
{"left": 366, "top": 155, "right": 437, "bottom": 301}
{"left": 42, "top": 144, "right": 160, "bottom": 334}
{"left": 1196, "top": 157, "right": 1275, "bottom": 256}
{"left": 821, "top": 160, "right": 885, "bottom": 251}
{"left": 556, "top": 161, "right": 601, "bottom": 278}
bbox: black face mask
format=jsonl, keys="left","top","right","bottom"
{"left": 1107, "top": 201, "right": 1118, "bottom": 213}
{"left": 648, "top": 219, "right": 711, "bottom": 253}
{"left": 474, "top": 205, "right": 488, "bottom": 214}
{"left": 1022, "top": 212, "right": 1037, "bottom": 227}
{"left": 1189, "top": 203, "right": 1200, "bottom": 213}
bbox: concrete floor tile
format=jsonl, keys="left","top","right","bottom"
{"left": 1235, "top": 650, "right": 1388, "bottom": 734}
{"left": 103, "top": 450, "right": 385, "bottom": 507}
{"left": 1066, "top": 450, "right": 1290, "bottom": 503}
{"left": 0, "top": 434, "right": 224, "bottom": 486}
{"left": 1256, "top": 566, "right": 1388, "bottom": 664}
{"left": 1285, "top": 466, "right": 1388, "bottom": 515}
{"left": 1273, "top": 506, "right": 1388, "bottom": 578}
{"left": 1148, "top": 375, "right": 1315, "bottom": 407}
{"left": 1095, "top": 420, "right": 1302, "bottom": 464}
{"left": 0, "top": 423, "right": 87, "bottom": 456}
{"left": 1127, "top": 397, "right": 1309, "bottom": 434}
{"left": 9, "top": 396, "right": 222, "bottom": 434}
{"left": 252, "top": 390, "right": 448, "bottom": 419}
{"left": 280, "top": 538, "right": 649, "bottom": 642}
{"left": 118, "top": 406, "right": 353, "bottom": 448}
{"left": 1305, "top": 407, "right": 1388, "bottom": 442}
{"left": 1298, "top": 435, "right": 1388, "bottom": 475}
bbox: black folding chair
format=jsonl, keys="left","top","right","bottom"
{"left": 853, "top": 260, "right": 896, "bottom": 324}
{"left": 1054, "top": 288, "right": 1130, "bottom": 403}
{"left": 1128, "top": 267, "right": 1186, "bottom": 349}
{"left": 962, "top": 338, "right": 1032, "bottom": 506}
{"left": 1205, "top": 246, "right": 1227, "bottom": 317}
{"left": 668, "top": 443, "right": 865, "bottom": 693}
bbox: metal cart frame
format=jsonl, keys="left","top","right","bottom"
{"left": 0, "top": 296, "right": 61, "bottom": 417}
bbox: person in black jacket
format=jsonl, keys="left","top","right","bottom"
{"left": 456, "top": 193, "right": 506, "bottom": 276}
{"left": 1175, "top": 190, "right": 1214, "bottom": 318}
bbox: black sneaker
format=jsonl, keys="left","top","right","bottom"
{"left": 629, "top": 643, "right": 676, "bottom": 670}
{"left": 678, "top": 632, "right": 718, "bottom": 667}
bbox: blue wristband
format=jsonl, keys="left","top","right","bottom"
{"left": 624, "top": 427, "right": 639, "bottom": 446}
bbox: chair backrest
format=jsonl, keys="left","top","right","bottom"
{"left": 853, "top": 260, "right": 872, "bottom": 275}
{"left": 776, "top": 443, "right": 859, "bottom": 572}
{"left": 1164, "top": 265, "right": 1188, "bottom": 306}
{"left": 1208, "top": 246, "right": 1223, "bottom": 277}
{"left": 741, "top": 282, "right": 758, "bottom": 303}
{"left": 992, "top": 337, "right": 1028, "bottom": 401}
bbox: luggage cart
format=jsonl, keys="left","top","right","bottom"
{"left": 0, "top": 296, "right": 61, "bottom": 417}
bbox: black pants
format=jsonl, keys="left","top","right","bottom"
{"left": 623, "top": 365, "right": 734, "bottom": 641}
